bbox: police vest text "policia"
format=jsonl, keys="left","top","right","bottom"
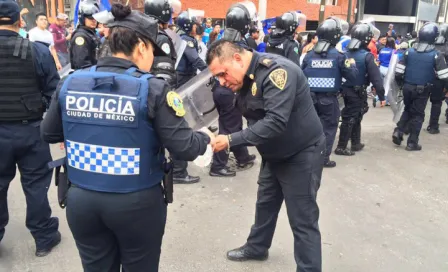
{"left": 311, "top": 60, "right": 334, "bottom": 68}
{"left": 66, "top": 94, "right": 136, "bottom": 122}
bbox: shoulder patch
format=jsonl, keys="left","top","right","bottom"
{"left": 269, "top": 69, "right": 287, "bottom": 90}
{"left": 251, "top": 82, "right": 257, "bottom": 96}
{"left": 345, "top": 58, "right": 354, "bottom": 68}
{"left": 187, "top": 41, "right": 194, "bottom": 48}
{"left": 294, "top": 47, "right": 299, "bottom": 54}
{"left": 259, "top": 58, "right": 274, "bottom": 67}
{"left": 75, "top": 36, "right": 85, "bottom": 46}
{"left": 166, "top": 91, "right": 185, "bottom": 117}
{"left": 161, "top": 43, "right": 171, "bottom": 55}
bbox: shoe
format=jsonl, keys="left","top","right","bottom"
{"left": 334, "top": 147, "right": 355, "bottom": 156}
{"left": 351, "top": 143, "right": 365, "bottom": 152}
{"left": 392, "top": 128, "right": 403, "bottom": 146}
{"left": 209, "top": 168, "right": 236, "bottom": 177}
{"left": 324, "top": 160, "right": 336, "bottom": 168}
{"left": 35, "top": 231, "right": 61, "bottom": 257}
{"left": 428, "top": 127, "right": 440, "bottom": 134}
{"left": 235, "top": 155, "right": 256, "bottom": 171}
{"left": 405, "top": 143, "right": 422, "bottom": 151}
{"left": 227, "top": 245, "right": 268, "bottom": 262}
{"left": 173, "top": 175, "right": 200, "bottom": 184}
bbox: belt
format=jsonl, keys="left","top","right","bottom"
{"left": 0, "top": 118, "right": 41, "bottom": 124}
{"left": 312, "top": 91, "right": 338, "bottom": 96}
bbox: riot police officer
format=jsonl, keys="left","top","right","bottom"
{"left": 0, "top": 0, "right": 60, "bottom": 257}
{"left": 208, "top": 39, "right": 325, "bottom": 272}
{"left": 70, "top": 0, "right": 100, "bottom": 70}
{"left": 175, "top": 10, "right": 207, "bottom": 87}
{"left": 41, "top": 4, "right": 213, "bottom": 270}
{"left": 393, "top": 23, "right": 448, "bottom": 150}
{"left": 335, "top": 22, "right": 386, "bottom": 156}
{"left": 302, "top": 17, "right": 358, "bottom": 168}
{"left": 145, "top": 0, "right": 177, "bottom": 87}
{"left": 266, "top": 11, "right": 303, "bottom": 67}
{"left": 427, "top": 23, "right": 448, "bottom": 134}
{"left": 223, "top": 1, "right": 257, "bottom": 48}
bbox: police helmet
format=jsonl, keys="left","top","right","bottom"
{"left": 273, "top": 11, "right": 306, "bottom": 36}
{"left": 435, "top": 23, "right": 448, "bottom": 45}
{"left": 348, "top": 22, "right": 380, "bottom": 50}
{"left": 144, "top": 0, "right": 172, "bottom": 24}
{"left": 176, "top": 10, "right": 203, "bottom": 34}
{"left": 314, "top": 17, "right": 348, "bottom": 53}
{"left": 225, "top": 3, "right": 251, "bottom": 35}
{"left": 418, "top": 22, "right": 439, "bottom": 45}
{"left": 78, "top": 0, "right": 100, "bottom": 25}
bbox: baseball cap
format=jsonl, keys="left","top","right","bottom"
{"left": 0, "top": 0, "right": 20, "bottom": 25}
{"left": 108, "top": 10, "right": 165, "bottom": 57}
{"left": 56, "top": 13, "right": 68, "bottom": 20}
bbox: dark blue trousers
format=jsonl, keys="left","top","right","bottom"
{"left": 0, "top": 121, "right": 59, "bottom": 249}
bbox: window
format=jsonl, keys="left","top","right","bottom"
{"left": 307, "top": 0, "right": 338, "bottom": 5}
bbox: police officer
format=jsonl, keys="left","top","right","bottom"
{"left": 393, "top": 22, "right": 448, "bottom": 151}
{"left": 41, "top": 4, "right": 212, "bottom": 270}
{"left": 223, "top": 1, "right": 256, "bottom": 48}
{"left": 145, "top": 0, "right": 177, "bottom": 87}
{"left": 70, "top": 0, "right": 100, "bottom": 70}
{"left": 335, "top": 22, "right": 386, "bottom": 156}
{"left": 208, "top": 39, "right": 325, "bottom": 272}
{"left": 302, "top": 17, "right": 358, "bottom": 168}
{"left": 0, "top": 0, "right": 60, "bottom": 257}
{"left": 175, "top": 10, "right": 207, "bottom": 87}
{"left": 266, "top": 11, "right": 302, "bottom": 66}
{"left": 427, "top": 23, "right": 448, "bottom": 134}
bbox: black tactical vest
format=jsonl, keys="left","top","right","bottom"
{"left": 0, "top": 36, "right": 43, "bottom": 121}
{"left": 266, "top": 40, "right": 286, "bottom": 57}
{"left": 152, "top": 30, "right": 177, "bottom": 87}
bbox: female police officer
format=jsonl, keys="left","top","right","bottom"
{"left": 41, "top": 4, "right": 213, "bottom": 271}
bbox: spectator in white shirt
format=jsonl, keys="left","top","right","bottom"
{"left": 28, "top": 13, "right": 62, "bottom": 70}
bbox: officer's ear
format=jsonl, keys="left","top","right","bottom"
{"left": 233, "top": 52, "right": 244, "bottom": 68}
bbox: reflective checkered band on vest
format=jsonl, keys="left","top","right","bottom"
{"left": 66, "top": 140, "right": 140, "bottom": 175}
{"left": 308, "top": 77, "right": 336, "bottom": 88}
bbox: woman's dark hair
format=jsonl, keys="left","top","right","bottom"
{"left": 108, "top": 3, "right": 152, "bottom": 56}
{"left": 306, "top": 32, "right": 317, "bottom": 43}
{"left": 296, "top": 34, "right": 303, "bottom": 44}
{"left": 386, "top": 37, "right": 396, "bottom": 48}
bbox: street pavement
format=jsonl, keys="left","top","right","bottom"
{"left": 1, "top": 102, "right": 448, "bottom": 272}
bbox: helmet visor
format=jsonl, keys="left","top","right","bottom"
{"left": 187, "top": 8, "right": 205, "bottom": 24}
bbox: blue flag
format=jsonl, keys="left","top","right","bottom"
{"left": 73, "top": 0, "right": 112, "bottom": 26}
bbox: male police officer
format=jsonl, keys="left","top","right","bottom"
{"left": 393, "top": 23, "right": 448, "bottom": 150}
{"left": 0, "top": 0, "right": 60, "bottom": 257}
{"left": 70, "top": 0, "right": 100, "bottom": 70}
{"left": 145, "top": 0, "right": 177, "bottom": 87}
{"left": 266, "top": 11, "right": 303, "bottom": 67}
{"left": 427, "top": 23, "right": 448, "bottom": 134}
{"left": 209, "top": 39, "right": 325, "bottom": 272}
{"left": 335, "top": 22, "right": 386, "bottom": 156}
{"left": 176, "top": 10, "right": 207, "bottom": 87}
{"left": 302, "top": 17, "right": 358, "bottom": 168}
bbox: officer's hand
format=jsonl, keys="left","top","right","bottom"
{"left": 198, "top": 126, "right": 215, "bottom": 140}
{"left": 380, "top": 100, "right": 386, "bottom": 107}
{"left": 59, "top": 143, "right": 65, "bottom": 150}
{"left": 212, "top": 135, "right": 229, "bottom": 152}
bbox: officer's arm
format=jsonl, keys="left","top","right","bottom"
{"left": 339, "top": 53, "right": 358, "bottom": 82}
{"left": 149, "top": 78, "right": 210, "bottom": 161}
{"left": 301, "top": 53, "right": 310, "bottom": 70}
{"left": 366, "top": 53, "right": 385, "bottom": 101}
{"left": 71, "top": 35, "right": 93, "bottom": 69}
{"left": 40, "top": 82, "right": 64, "bottom": 143}
{"left": 32, "top": 43, "right": 60, "bottom": 100}
{"left": 229, "top": 67, "right": 297, "bottom": 147}
{"left": 394, "top": 50, "right": 407, "bottom": 84}
{"left": 185, "top": 46, "right": 207, "bottom": 71}
{"left": 286, "top": 44, "right": 301, "bottom": 67}
{"left": 435, "top": 51, "right": 448, "bottom": 83}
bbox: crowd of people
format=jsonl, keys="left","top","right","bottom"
{"left": 1, "top": 0, "right": 448, "bottom": 271}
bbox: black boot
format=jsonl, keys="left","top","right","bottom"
{"left": 405, "top": 143, "right": 422, "bottom": 151}
{"left": 351, "top": 121, "right": 365, "bottom": 152}
{"left": 227, "top": 244, "right": 269, "bottom": 262}
{"left": 335, "top": 120, "right": 355, "bottom": 156}
{"left": 392, "top": 127, "right": 404, "bottom": 146}
{"left": 427, "top": 125, "right": 440, "bottom": 134}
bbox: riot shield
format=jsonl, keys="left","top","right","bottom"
{"left": 58, "top": 63, "right": 72, "bottom": 79}
{"left": 385, "top": 53, "right": 404, "bottom": 123}
{"left": 175, "top": 68, "right": 218, "bottom": 130}
{"left": 165, "top": 28, "right": 187, "bottom": 69}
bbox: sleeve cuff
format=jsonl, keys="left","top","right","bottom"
{"left": 229, "top": 131, "right": 244, "bottom": 147}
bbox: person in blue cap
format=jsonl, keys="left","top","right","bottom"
{"left": 0, "top": 0, "right": 61, "bottom": 257}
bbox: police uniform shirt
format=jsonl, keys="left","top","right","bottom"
{"left": 267, "top": 35, "right": 301, "bottom": 67}
{"left": 0, "top": 30, "right": 60, "bottom": 101}
{"left": 228, "top": 52, "right": 323, "bottom": 161}
{"left": 70, "top": 26, "right": 100, "bottom": 70}
{"left": 176, "top": 35, "right": 207, "bottom": 74}
{"left": 41, "top": 57, "right": 210, "bottom": 160}
{"left": 344, "top": 50, "right": 385, "bottom": 101}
